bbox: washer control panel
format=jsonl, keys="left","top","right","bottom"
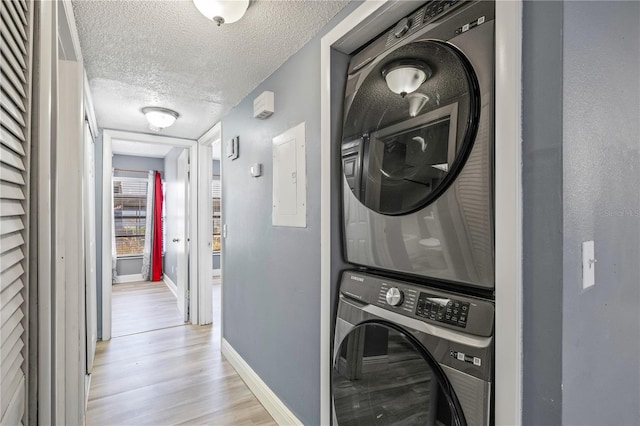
{"left": 424, "top": 0, "right": 461, "bottom": 23}
{"left": 416, "top": 292, "right": 470, "bottom": 328}
{"left": 341, "top": 270, "right": 494, "bottom": 337}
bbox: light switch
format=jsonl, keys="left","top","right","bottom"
{"left": 582, "top": 240, "right": 595, "bottom": 290}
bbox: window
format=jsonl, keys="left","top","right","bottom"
{"left": 212, "top": 175, "right": 221, "bottom": 251}
{"left": 113, "top": 177, "right": 148, "bottom": 256}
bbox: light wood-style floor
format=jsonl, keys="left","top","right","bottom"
{"left": 87, "top": 280, "right": 276, "bottom": 425}
{"left": 111, "top": 281, "right": 185, "bottom": 338}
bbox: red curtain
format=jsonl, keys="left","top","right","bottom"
{"left": 151, "top": 171, "right": 163, "bottom": 281}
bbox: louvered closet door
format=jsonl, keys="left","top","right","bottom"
{"left": 1, "top": 0, "right": 32, "bottom": 424}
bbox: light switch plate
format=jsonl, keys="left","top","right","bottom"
{"left": 582, "top": 240, "right": 595, "bottom": 290}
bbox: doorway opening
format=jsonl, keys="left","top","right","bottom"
{"left": 110, "top": 141, "right": 189, "bottom": 337}
{"left": 100, "top": 130, "right": 203, "bottom": 341}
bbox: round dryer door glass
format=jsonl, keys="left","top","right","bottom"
{"left": 342, "top": 41, "right": 479, "bottom": 215}
{"left": 332, "top": 323, "right": 465, "bottom": 426}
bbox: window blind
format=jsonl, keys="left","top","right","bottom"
{"left": 212, "top": 177, "right": 221, "bottom": 251}
{"left": 113, "top": 177, "right": 148, "bottom": 256}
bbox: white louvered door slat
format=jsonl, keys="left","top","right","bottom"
{"left": 0, "top": 51, "right": 27, "bottom": 89}
{"left": 1, "top": 323, "right": 24, "bottom": 361}
{"left": 0, "top": 232, "right": 24, "bottom": 252}
{"left": 0, "top": 113, "right": 27, "bottom": 143}
{"left": 0, "top": 217, "right": 24, "bottom": 234}
{"left": 0, "top": 163, "right": 26, "bottom": 185}
{"left": 0, "top": 145, "right": 26, "bottom": 170}
{"left": 0, "top": 5, "right": 27, "bottom": 50}
{"left": 0, "top": 0, "right": 31, "bottom": 424}
{"left": 17, "top": 0, "right": 27, "bottom": 15}
{"left": 0, "top": 305, "right": 23, "bottom": 338}
{"left": 2, "top": 82, "right": 29, "bottom": 120}
{"left": 0, "top": 247, "right": 24, "bottom": 274}
{"left": 0, "top": 25, "right": 26, "bottom": 70}
{"left": 0, "top": 132, "right": 27, "bottom": 163}
{"left": 1, "top": 91, "right": 27, "bottom": 127}
{"left": 0, "top": 265, "right": 24, "bottom": 292}
{"left": 0, "top": 182, "right": 26, "bottom": 200}
{"left": 0, "top": 46, "right": 25, "bottom": 84}
{"left": 7, "top": 0, "right": 27, "bottom": 26}
{"left": 2, "top": 2, "right": 27, "bottom": 41}
{"left": 0, "top": 200, "right": 25, "bottom": 217}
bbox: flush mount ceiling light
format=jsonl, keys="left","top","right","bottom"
{"left": 141, "top": 107, "right": 179, "bottom": 130}
{"left": 382, "top": 60, "right": 432, "bottom": 97}
{"left": 193, "top": 0, "right": 250, "bottom": 26}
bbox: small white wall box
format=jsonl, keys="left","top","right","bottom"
{"left": 250, "top": 163, "right": 262, "bottom": 177}
{"left": 226, "top": 136, "right": 239, "bottom": 160}
{"left": 253, "top": 91, "right": 274, "bottom": 119}
{"left": 272, "top": 122, "right": 306, "bottom": 227}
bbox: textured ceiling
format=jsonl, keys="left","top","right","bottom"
{"left": 72, "top": 0, "right": 349, "bottom": 140}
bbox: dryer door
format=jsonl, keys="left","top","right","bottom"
{"left": 332, "top": 321, "right": 466, "bottom": 426}
{"left": 342, "top": 41, "right": 480, "bottom": 216}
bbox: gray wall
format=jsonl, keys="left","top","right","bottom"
{"left": 521, "top": 1, "right": 564, "bottom": 424}
{"left": 220, "top": 3, "right": 359, "bottom": 424}
{"left": 115, "top": 257, "right": 144, "bottom": 276}
{"left": 562, "top": 2, "right": 639, "bottom": 424}
{"left": 113, "top": 154, "right": 165, "bottom": 276}
{"left": 163, "top": 147, "right": 185, "bottom": 284}
{"left": 522, "top": 2, "right": 639, "bottom": 423}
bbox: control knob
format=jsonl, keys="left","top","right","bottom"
{"left": 385, "top": 287, "right": 404, "bottom": 307}
{"left": 393, "top": 18, "right": 411, "bottom": 38}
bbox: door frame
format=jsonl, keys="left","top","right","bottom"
{"left": 319, "top": 1, "right": 524, "bottom": 425}
{"left": 101, "top": 130, "right": 200, "bottom": 340}
{"left": 196, "top": 122, "right": 221, "bottom": 326}
{"left": 175, "top": 149, "right": 190, "bottom": 321}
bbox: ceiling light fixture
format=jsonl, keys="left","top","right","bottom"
{"left": 382, "top": 60, "right": 431, "bottom": 97}
{"left": 193, "top": 0, "right": 250, "bottom": 26}
{"left": 141, "top": 107, "right": 179, "bottom": 130}
{"left": 406, "top": 93, "right": 430, "bottom": 117}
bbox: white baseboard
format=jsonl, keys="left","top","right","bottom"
{"left": 114, "top": 273, "right": 143, "bottom": 283}
{"left": 163, "top": 276, "right": 178, "bottom": 298}
{"left": 221, "top": 339, "right": 303, "bottom": 426}
{"left": 213, "top": 268, "right": 221, "bottom": 277}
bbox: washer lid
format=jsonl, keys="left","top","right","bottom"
{"left": 332, "top": 321, "right": 466, "bottom": 426}
{"left": 342, "top": 41, "right": 480, "bottom": 216}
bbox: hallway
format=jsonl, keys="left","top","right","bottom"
{"left": 86, "top": 281, "right": 276, "bottom": 425}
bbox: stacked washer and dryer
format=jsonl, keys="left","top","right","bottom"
{"left": 333, "top": 1, "right": 496, "bottom": 425}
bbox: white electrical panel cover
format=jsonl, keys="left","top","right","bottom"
{"left": 272, "top": 122, "right": 306, "bottom": 227}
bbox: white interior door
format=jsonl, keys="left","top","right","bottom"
{"left": 176, "top": 150, "right": 189, "bottom": 320}
{"left": 83, "top": 122, "right": 97, "bottom": 372}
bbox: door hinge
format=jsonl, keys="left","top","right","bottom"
{"left": 186, "top": 289, "right": 190, "bottom": 301}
